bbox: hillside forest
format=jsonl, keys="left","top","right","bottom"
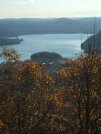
{"left": 0, "top": 18, "right": 101, "bottom": 37}
{"left": 1, "top": 45, "right": 101, "bottom": 134}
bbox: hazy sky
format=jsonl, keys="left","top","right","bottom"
{"left": 0, "top": 0, "right": 101, "bottom": 18}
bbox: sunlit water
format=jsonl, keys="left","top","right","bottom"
{"left": 0, "top": 34, "right": 89, "bottom": 62}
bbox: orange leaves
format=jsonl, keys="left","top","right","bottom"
{"left": 3, "top": 47, "right": 101, "bottom": 133}
{"left": 14, "top": 61, "right": 54, "bottom": 90}
{"left": 0, "top": 120, "right": 5, "bottom": 127}
{"left": 19, "top": 62, "right": 42, "bottom": 80}
{"left": 57, "top": 53, "right": 101, "bottom": 133}
{"left": 0, "top": 120, "right": 10, "bottom": 134}
{"left": 0, "top": 47, "right": 70, "bottom": 133}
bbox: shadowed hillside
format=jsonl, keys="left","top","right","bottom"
{"left": 81, "top": 31, "right": 101, "bottom": 54}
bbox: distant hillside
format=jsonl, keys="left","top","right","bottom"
{"left": 76, "top": 17, "right": 101, "bottom": 22}
{"left": 81, "top": 31, "right": 101, "bottom": 54}
{"left": 0, "top": 17, "right": 101, "bottom": 37}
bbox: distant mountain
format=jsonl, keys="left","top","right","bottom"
{"left": 81, "top": 31, "right": 101, "bottom": 54}
{"left": 0, "top": 17, "right": 101, "bottom": 37}
{"left": 76, "top": 17, "right": 101, "bottom": 22}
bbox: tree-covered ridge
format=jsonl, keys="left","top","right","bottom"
{"left": 1, "top": 48, "right": 101, "bottom": 134}
{"left": 0, "top": 37, "right": 23, "bottom": 46}
{"left": 81, "top": 31, "right": 101, "bottom": 54}
{"left": 0, "top": 18, "right": 101, "bottom": 37}
{"left": 31, "top": 51, "right": 63, "bottom": 60}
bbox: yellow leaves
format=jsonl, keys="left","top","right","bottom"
{"left": 98, "top": 118, "right": 101, "bottom": 121}
{"left": 0, "top": 48, "right": 68, "bottom": 133}
{"left": 1, "top": 47, "right": 20, "bottom": 63}
{"left": 57, "top": 53, "right": 101, "bottom": 133}
{"left": 75, "top": 83, "right": 79, "bottom": 88}
{"left": 60, "top": 123, "right": 66, "bottom": 131}
{"left": 48, "top": 114, "right": 67, "bottom": 131}
{"left": 63, "top": 102, "right": 69, "bottom": 108}
{"left": 57, "top": 69, "right": 67, "bottom": 81}
{"left": 2, "top": 47, "right": 101, "bottom": 133}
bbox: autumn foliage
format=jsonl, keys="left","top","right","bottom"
{"left": 1, "top": 48, "right": 101, "bottom": 134}
{"left": 0, "top": 120, "right": 9, "bottom": 134}
{"left": 58, "top": 53, "right": 101, "bottom": 133}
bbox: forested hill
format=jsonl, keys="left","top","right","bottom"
{"left": 31, "top": 51, "right": 63, "bottom": 60}
{"left": 0, "top": 17, "right": 101, "bottom": 37}
{"left": 81, "top": 31, "right": 101, "bottom": 54}
{"left": 0, "top": 37, "right": 23, "bottom": 46}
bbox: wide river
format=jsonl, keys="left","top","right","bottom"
{"left": 0, "top": 34, "right": 89, "bottom": 62}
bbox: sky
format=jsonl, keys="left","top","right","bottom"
{"left": 0, "top": 0, "right": 101, "bottom": 18}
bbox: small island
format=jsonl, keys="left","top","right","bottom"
{"left": 31, "top": 51, "right": 63, "bottom": 60}
{"left": 30, "top": 51, "right": 67, "bottom": 73}
{"left": 0, "top": 37, "right": 23, "bottom": 46}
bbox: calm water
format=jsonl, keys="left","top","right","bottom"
{"left": 0, "top": 34, "right": 89, "bottom": 62}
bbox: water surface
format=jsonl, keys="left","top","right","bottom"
{"left": 0, "top": 34, "right": 89, "bottom": 62}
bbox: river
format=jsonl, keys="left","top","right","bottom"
{"left": 0, "top": 34, "right": 89, "bottom": 62}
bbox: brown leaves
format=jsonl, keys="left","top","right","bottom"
{"left": 0, "top": 120, "right": 10, "bottom": 134}
{"left": 3, "top": 47, "right": 101, "bottom": 133}
{"left": 0, "top": 48, "right": 70, "bottom": 134}
{"left": 58, "top": 53, "right": 101, "bottom": 133}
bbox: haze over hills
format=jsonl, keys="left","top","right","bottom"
{"left": 0, "top": 17, "right": 101, "bottom": 37}
{"left": 75, "top": 17, "right": 101, "bottom": 22}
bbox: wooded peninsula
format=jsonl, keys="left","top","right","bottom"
{"left": 0, "top": 37, "right": 23, "bottom": 46}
